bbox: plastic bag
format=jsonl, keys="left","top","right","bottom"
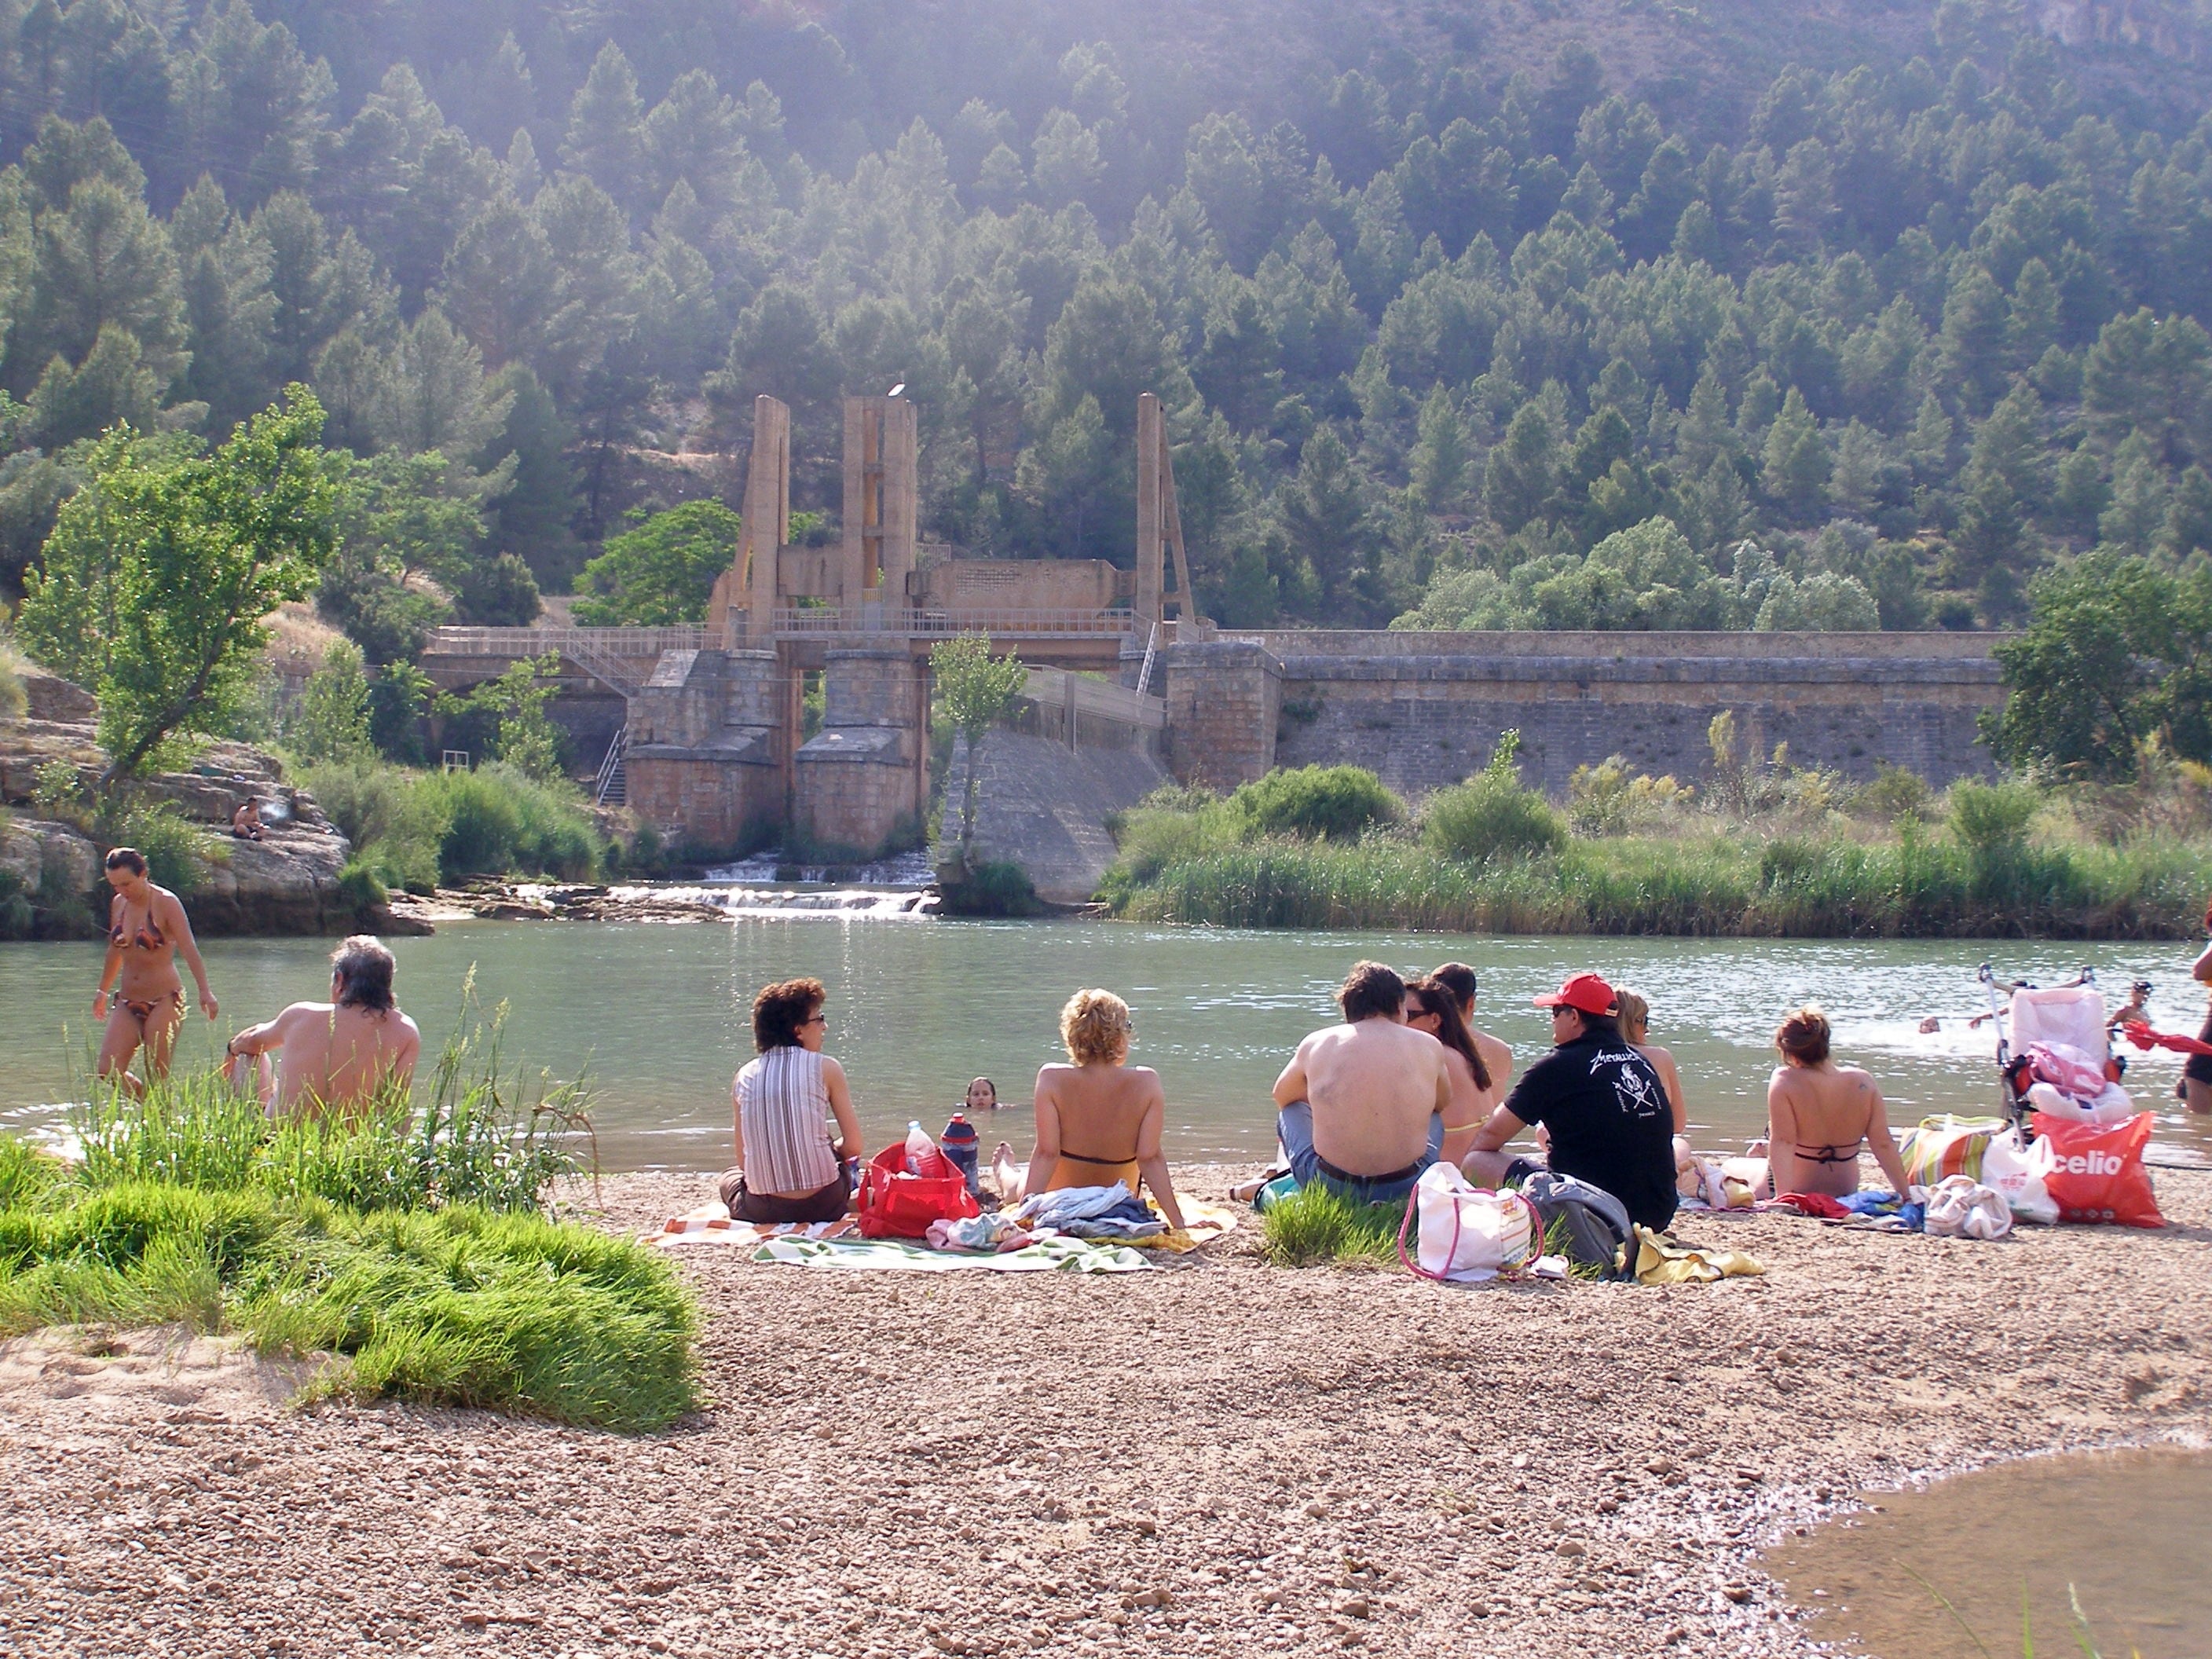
{"left": 1898, "top": 1114, "right": 2006, "bottom": 1186}
{"left": 2029, "top": 1111, "right": 2165, "bottom": 1228}
{"left": 2024, "top": 1079, "right": 2137, "bottom": 1128}
{"left": 1400, "top": 1163, "right": 1536, "bottom": 1284}
{"left": 1922, "top": 1175, "right": 2012, "bottom": 1240}
{"left": 1980, "top": 1129, "right": 2060, "bottom": 1225}
{"left": 856, "top": 1141, "right": 982, "bottom": 1240}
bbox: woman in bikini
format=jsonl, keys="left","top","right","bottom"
{"left": 1023, "top": 988, "right": 1188, "bottom": 1231}
{"left": 1764, "top": 1004, "right": 1914, "bottom": 1199}
{"left": 92, "top": 847, "right": 217, "bottom": 1098}
{"left": 1401, "top": 976, "right": 1492, "bottom": 1167}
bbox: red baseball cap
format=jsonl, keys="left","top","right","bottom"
{"left": 1533, "top": 972, "right": 1617, "bottom": 1017}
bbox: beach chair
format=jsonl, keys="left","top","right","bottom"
{"left": 1976, "top": 962, "right": 2101, "bottom": 1137}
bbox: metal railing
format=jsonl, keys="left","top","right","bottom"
{"left": 767, "top": 606, "right": 1138, "bottom": 639}
{"left": 593, "top": 727, "right": 628, "bottom": 805}
{"left": 425, "top": 625, "right": 716, "bottom": 657}
{"left": 1019, "top": 667, "right": 1165, "bottom": 729}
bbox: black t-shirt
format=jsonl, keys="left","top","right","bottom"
{"left": 1500, "top": 1027, "right": 1679, "bottom": 1230}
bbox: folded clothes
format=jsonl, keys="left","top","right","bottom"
{"left": 1767, "top": 1191, "right": 1850, "bottom": 1220}
{"left": 1011, "top": 1182, "right": 1139, "bottom": 1225}
{"left": 1833, "top": 1188, "right": 1925, "bottom": 1232}
{"left": 925, "top": 1213, "right": 1035, "bottom": 1252}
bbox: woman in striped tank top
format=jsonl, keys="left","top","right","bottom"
{"left": 719, "top": 977, "right": 866, "bottom": 1224}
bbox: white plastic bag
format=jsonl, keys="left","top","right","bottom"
{"left": 1923, "top": 1174, "right": 2013, "bottom": 1240}
{"left": 2024, "top": 1079, "right": 2137, "bottom": 1128}
{"left": 1406, "top": 1163, "right": 1536, "bottom": 1284}
{"left": 1980, "top": 1129, "right": 2060, "bottom": 1225}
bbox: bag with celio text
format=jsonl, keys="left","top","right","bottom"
{"left": 2027, "top": 1111, "right": 2164, "bottom": 1229}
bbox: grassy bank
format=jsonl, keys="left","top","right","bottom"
{"left": 1099, "top": 749, "right": 2212, "bottom": 939}
{"left": 298, "top": 756, "right": 606, "bottom": 893}
{"left": 0, "top": 1011, "right": 697, "bottom": 1430}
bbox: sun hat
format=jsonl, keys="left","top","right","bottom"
{"left": 1532, "top": 972, "right": 1617, "bottom": 1017}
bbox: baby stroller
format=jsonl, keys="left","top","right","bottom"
{"left": 1976, "top": 963, "right": 2132, "bottom": 1136}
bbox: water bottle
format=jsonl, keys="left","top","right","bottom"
{"left": 940, "top": 1112, "right": 980, "bottom": 1195}
{"left": 903, "top": 1119, "right": 935, "bottom": 1175}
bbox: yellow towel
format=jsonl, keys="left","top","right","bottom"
{"left": 1129, "top": 1198, "right": 1242, "bottom": 1252}
{"left": 1632, "top": 1224, "right": 1766, "bottom": 1284}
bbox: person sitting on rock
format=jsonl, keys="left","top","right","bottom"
{"left": 720, "top": 977, "right": 866, "bottom": 1225}
{"left": 230, "top": 798, "right": 265, "bottom": 841}
{"left": 1268, "top": 961, "right": 1453, "bottom": 1207}
{"left": 222, "top": 936, "right": 422, "bottom": 1119}
{"left": 1022, "top": 989, "right": 1187, "bottom": 1231}
{"left": 1462, "top": 972, "right": 1679, "bottom": 1232}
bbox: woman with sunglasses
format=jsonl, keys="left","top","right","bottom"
{"left": 720, "top": 977, "right": 866, "bottom": 1224}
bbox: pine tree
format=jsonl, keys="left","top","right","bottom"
{"left": 1279, "top": 425, "right": 1381, "bottom": 620}
{"left": 1485, "top": 400, "right": 1558, "bottom": 533}
{"left": 1760, "top": 386, "right": 1830, "bottom": 522}
{"left": 1938, "top": 264, "right": 2011, "bottom": 416}
{"left": 1409, "top": 384, "right": 1470, "bottom": 513}
{"left": 561, "top": 42, "right": 647, "bottom": 218}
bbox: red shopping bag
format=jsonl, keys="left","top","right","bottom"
{"left": 2028, "top": 1111, "right": 2165, "bottom": 1229}
{"left": 855, "top": 1141, "right": 980, "bottom": 1240}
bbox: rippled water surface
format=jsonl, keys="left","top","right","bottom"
{"left": 1767, "top": 1446, "right": 2212, "bottom": 1658}
{"left": 5, "top": 915, "right": 2212, "bottom": 1170}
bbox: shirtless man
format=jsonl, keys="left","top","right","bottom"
{"left": 1269, "top": 961, "right": 1453, "bottom": 1205}
{"left": 222, "top": 936, "right": 421, "bottom": 1119}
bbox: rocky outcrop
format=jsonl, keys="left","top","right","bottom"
{"left": 1, "top": 673, "right": 368, "bottom": 938}
{"left": 2035, "top": 0, "right": 2210, "bottom": 59}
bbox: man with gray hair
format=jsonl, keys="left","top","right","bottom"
{"left": 222, "top": 936, "right": 422, "bottom": 1119}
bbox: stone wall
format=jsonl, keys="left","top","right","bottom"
{"left": 623, "top": 647, "right": 783, "bottom": 851}
{"left": 791, "top": 644, "right": 928, "bottom": 856}
{"left": 1170, "top": 631, "right": 2008, "bottom": 798}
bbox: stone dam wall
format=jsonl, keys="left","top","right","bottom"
{"left": 1161, "top": 631, "right": 2009, "bottom": 798}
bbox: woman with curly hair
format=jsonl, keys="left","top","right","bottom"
{"left": 720, "top": 977, "right": 866, "bottom": 1224}
{"left": 1021, "top": 988, "right": 1187, "bottom": 1230}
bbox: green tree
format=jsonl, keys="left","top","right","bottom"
{"left": 1279, "top": 426, "right": 1381, "bottom": 622}
{"left": 435, "top": 654, "right": 564, "bottom": 780}
{"left": 930, "top": 632, "right": 1029, "bottom": 867}
{"left": 572, "top": 500, "right": 739, "bottom": 625}
{"left": 18, "top": 387, "right": 343, "bottom": 780}
{"left": 1987, "top": 553, "right": 2212, "bottom": 778}
{"left": 1484, "top": 400, "right": 1559, "bottom": 533}
{"left": 1408, "top": 384, "right": 1470, "bottom": 514}
{"left": 289, "top": 638, "right": 373, "bottom": 762}
{"left": 1761, "top": 386, "right": 1831, "bottom": 523}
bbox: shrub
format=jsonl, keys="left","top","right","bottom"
{"left": 1566, "top": 755, "right": 1692, "bottom": 836}
{"left": 420, "top": 763, "right": 599, "bottom": 881}
{"left": 1851, "top": 763, "right": 1933, "bottom": 823}
{"left": 1426, "top": 734, "right": 1566, "bottom": 862}
{"left": 104, "top": 799, "right": 215, "bottom": 895}
{"left": 938, "top": 859, "right": 1044, "bottom": 916}
{"left": 299, "top": 757, "right": 452, "bottom": 893}
{"left": 1947, "top": 778, "right": 2040, "bottom": 852}
{"left": 0, "top": 641, "right": 24, "bottom": 719}
{"left": 1227, "top": 765, "right": 1401, "bottom": 841}
{"left": 336, "top": 859, "right": 387, "bottom": 914}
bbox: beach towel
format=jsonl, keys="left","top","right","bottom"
{"left": 651, "top": 1196, "right": 1240, "bottom": 1256}
{"left": 1833, "top": 1188, "right": 1926, "bottom": 1232}
{"left": 2118, "top": 1020, "right": 2212, "bottom": 1058}
{"left": 1629, "top": 1226, "right": 1766, "bottom": 1284}
{"left": 753, "top": 1234, "right": 1152, "bottom": 1273}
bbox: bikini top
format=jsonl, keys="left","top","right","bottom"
{"left": 111, "top": 904, "right": 167, "bottom": 951}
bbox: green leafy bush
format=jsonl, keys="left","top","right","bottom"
{"left": 104, "top": 799, "right": 216, "bottom": 895}
{"left": 1228, "top": 765, "right": 1401, "bottom": 841}
{"left": 336, "top": 859, "right": 387, "bottom": 914}
{"left": 1426, "top": 734, "right": 1567, "bottom": 862}
{"left": 302, "top": 757, "right": 600, "bottom": 886}
{"left": 1947, "top": 779, "right": 2041, "bottom": 852}
{"left": 938, "top": 859, "right": 1044, "bottom": 916}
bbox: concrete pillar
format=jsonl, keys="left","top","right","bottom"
{"left": 736, "top": 397, "right": 790, "bottom": 644}
{"left": 840, "top": 396, "right": 918, "bottom": 622}
{"left": 622, "top": 647, "right": 784, "bottom": 851}
{"left": 1135, "top": 392, "right": 1163, "bottom": 630}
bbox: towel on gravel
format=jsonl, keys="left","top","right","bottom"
{"left": 1630, "top": 1225, "right": 1767, "bottom": 1284}
{"left": 753, "top": 1234, "right": 1152, "bottom": 1273}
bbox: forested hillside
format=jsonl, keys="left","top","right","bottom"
{"left": 4, "top": 0, "right": 2212, "bottom": 646}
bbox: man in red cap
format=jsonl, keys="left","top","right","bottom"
{"left": 1462, "top": 971, "right": 1679, "bottom": 1231}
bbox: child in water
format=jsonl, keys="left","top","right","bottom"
{"left": 964, "top": 1077, "right": 1001, "bottom": 1111}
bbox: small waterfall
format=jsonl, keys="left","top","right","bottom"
{"left": 702, "top": 848, "right": 936, "bottom": 888}
{"left": 606, "top": 882, "right": 940, "bottom": 919}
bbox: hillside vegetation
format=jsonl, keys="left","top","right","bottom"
{"left": 0, "top": 1, "right": 2208, "bottom": 678}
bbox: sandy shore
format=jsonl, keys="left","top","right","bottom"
{"left": 2, "top": 1162, "right": 2207, "bottom": 1659}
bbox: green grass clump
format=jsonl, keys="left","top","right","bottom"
{"left": 0, "top": 985, "right": 694, "bottom": 1430}
{"left": 1259, "top": 1183, "right": 1406, "bottom": 1268}
{"left": 0, "top": 1182, "right": 698, "bottom": 1431}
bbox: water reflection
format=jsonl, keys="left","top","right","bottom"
{"left": 1767, "top": 1445, "right": 2212, "bottom": 1658}
{"left": 4, "top": 920, "right": 2211, "bottom": 1171}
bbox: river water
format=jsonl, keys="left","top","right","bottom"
{"left": 5, "top": 912, "right": 2212, "bottom": 1172}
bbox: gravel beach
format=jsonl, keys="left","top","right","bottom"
{"left": 2, "top": 1162, "right": 2207, "bottom": 1659}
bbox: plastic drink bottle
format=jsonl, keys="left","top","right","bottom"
{"left": 904, "top": 1119, "right": 935, "bottom": 1174}
{"left": 940, "top": 1113, "right": 981, "bottom": 1194}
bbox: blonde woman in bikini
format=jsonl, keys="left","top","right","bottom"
{"left": 1764, "top": 1004, "right": 1914, "bottom": 1199}
{"left": 1023, "top": 988, "right": 1188, "bottom": 1231}
{"left": 92, "top": 846, "right": 217, "bottom": 1097}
